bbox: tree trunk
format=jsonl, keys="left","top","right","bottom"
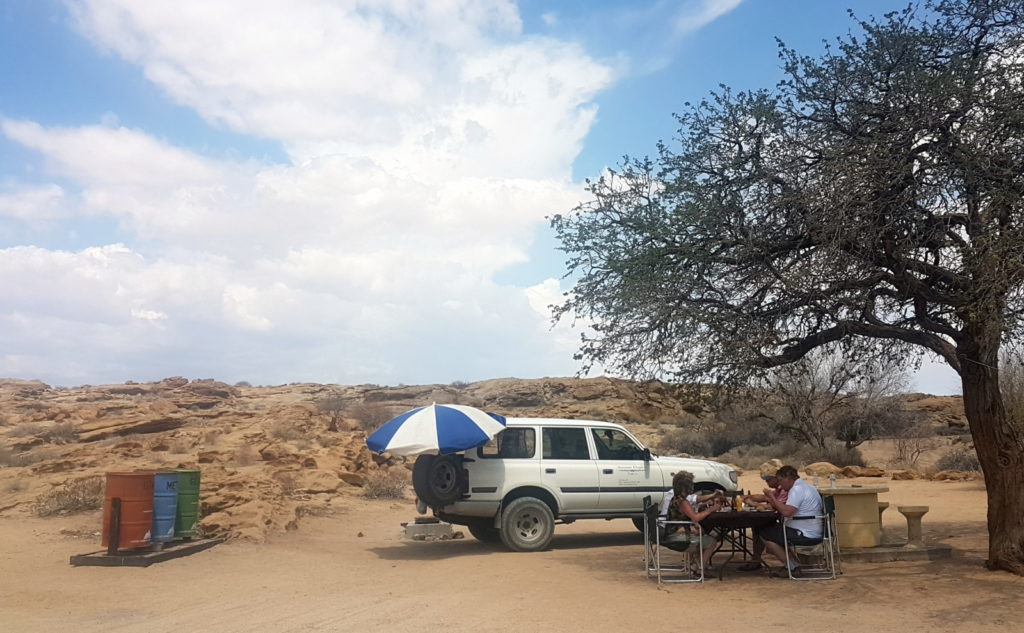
{"left": 960, "top": 340, "right": 1024, "bottom": 575}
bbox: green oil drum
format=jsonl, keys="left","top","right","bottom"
{"left": 172, "top": 469, "right": 201, "bottom": 538}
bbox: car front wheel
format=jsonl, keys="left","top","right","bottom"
{"left": 466, "top": 520, "right": 502, "bottom": 544}
{"left": 499, "top": 497, "right": 555, "bottom": 552}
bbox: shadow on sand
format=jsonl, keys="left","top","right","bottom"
{"left": 368, "top": 528, "right": 642, "bottom": 561}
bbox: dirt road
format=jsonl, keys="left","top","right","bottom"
{"left": 2, "top": 475, "right": 1021, "bottom": 633}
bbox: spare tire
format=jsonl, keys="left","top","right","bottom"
{"left": 412, "top": 454, "right": 465, "bottom": 507}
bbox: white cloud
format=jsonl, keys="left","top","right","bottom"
{"left": 0, "top": 184, "right": 68, "bottom": 224}
{"left": 672, "top": 0, "right": 743, "bottom": 36}
{"left": 0, "top": 1, "right": 624, "bottom": 386}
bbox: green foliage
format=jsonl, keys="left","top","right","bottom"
{"left": 553, "top": 0, "right": 1024, "bottom": 384}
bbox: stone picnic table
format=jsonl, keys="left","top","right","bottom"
{"left": 818, "top": 485, "right": 889, "bottom": 548}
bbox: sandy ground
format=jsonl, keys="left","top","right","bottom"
{"left": 2, "top": 473, "right": 1022, "bottom": 633}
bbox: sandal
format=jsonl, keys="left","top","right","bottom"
{"left": 738, "top": 561, "right": 763, "bottom": 572}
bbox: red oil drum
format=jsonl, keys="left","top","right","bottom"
{"left": 102, "top": 472, "right": 155, "bottom": 549}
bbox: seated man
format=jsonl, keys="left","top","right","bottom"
{"left": 756, "top": 465, "right": 825, "bottom": 577}
{"left": 737, "top": 472, "right": 789, "bottom": 570}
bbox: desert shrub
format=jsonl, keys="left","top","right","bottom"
{"left": 6, "top": 422, "right": 44, "bottom": 438}
{"left": 346, "top": 401, "right": 395, "bottom": 431}
{"left": 658, "top": 428, "right": 711, "bottom": 456}
{"left": 363, "top": 471, "right": 407, "bottom": 499}
{"left": 314, "top": 393, "right": 348, "bottom": 431}
{"left": 49, "top": 421, "right": 78, "bottom": 444}
{"left": 234, "top": 380, "right": 253, "bottom": 388}
{"left": 889, "top": 423, "right": 940, "bottom": 469}
{"left": 935, "top": 448, "right": 982, "bottom": 472}
{"left": 32, "top": 476, "right": 104, "bottom": 517}
{"left": 0, "top": 447, "right": 57, "bottom": 468}
{"left": 275, "top": 472, "right": 300, "bottom": 495}
{"left": 269, "top": 421, "right": 305, "bottom": 442}
{"left": 715, "top": 438, "right": 804, "bottom": 470}
{"left": 449, "top": 380, "right": 471, "bottom": 389}
{"left": 798, "top": 442, "right": 866, "bottom": 467}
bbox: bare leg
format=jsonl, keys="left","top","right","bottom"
{"left": 762, "top": 539, "right": 792, "bottom": 568}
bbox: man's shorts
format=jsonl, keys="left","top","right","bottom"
{"left": 758, "top": 523, "right": 822, "bottom": 547}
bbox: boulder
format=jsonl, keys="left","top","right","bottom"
{"left": 259, "top": 443, "right": 296, "bottom": 462}
{"left": 840, "top": 465, "right": 886, "bottom": 478}
{"left": 804, "top": 462, "right": 843, "bottom": 477}
{"left": 930, "top": 470, "right": 973, "bottom": 481}
{"left": 197, "top": 450, "right": 234, "bottom": 464}
{"left": 890, "top": 470, "right": 922, "bottom": 480}
{"left": 295, "top": 471, "right": 341, "bottom": 494}
{"left": 338, "top": 472, "right": 366, "bottom": 487}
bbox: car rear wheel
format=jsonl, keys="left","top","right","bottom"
{"left": 499, "top": 497, "right": 554, "bottom": 552}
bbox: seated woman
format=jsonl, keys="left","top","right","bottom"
{"left": 662, "top": 471, "right": 722, "bottom": 573}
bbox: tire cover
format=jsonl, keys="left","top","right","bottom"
{"left": 412, "top": 454, "right": 465, "bottom": 507}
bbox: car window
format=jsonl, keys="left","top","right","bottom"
{"left": 478, "top": 427, "right": 536, "bottom": 459}
{"left": 542, "top": 427, "right": 591, "bottom": 460}
{"left": 591, "top": 428, "right": 644, "bottom": 460}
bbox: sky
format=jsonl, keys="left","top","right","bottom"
{"left": 0, "top": 0, "right": 962, "bottom": 394}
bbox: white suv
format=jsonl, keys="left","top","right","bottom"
{"left": 412, "top": 417, "right": 738, "bottom": 551}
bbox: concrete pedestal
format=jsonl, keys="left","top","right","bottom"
{"left": 898, "top": 505, "right": 929, "bottom": 549}
{"left": 819, "top": 486, "right": 889, "bottom": 548}
{"left": 877, "top": 501, "right": 890, "bottom": 540}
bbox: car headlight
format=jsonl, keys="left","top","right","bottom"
{"left": 728, "top": 470, "right": 738, "bottom": 484}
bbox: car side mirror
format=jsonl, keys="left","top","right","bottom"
{"left": 642, "top": 448, "right": 652, "bottom": 461}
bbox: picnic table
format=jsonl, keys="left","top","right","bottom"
{"left": 700, "top": 509, "right": 779, "bottom": 580}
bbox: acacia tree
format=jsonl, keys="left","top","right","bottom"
{"left": 552, "top": 0, "right": 1024, "bottom": 573}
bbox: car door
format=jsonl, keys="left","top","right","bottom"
{"left": 541, "top": 426, "right": 600, "bottom": 513}
{"left": 590, "top": 427, "right": 660, "bottom": 511}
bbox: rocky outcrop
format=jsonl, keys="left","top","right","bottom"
{"left": 0, "top": 375, "right": 975, "bottom": 543}
{"left": 841, "top": 465, "right": 886, "bottom": 478}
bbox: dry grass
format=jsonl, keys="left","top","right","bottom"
{"left": 232, "top": 445, "right": 257, "bottom": 466}
{"left": 0, "top": 446, "right": 58, "bottom": 468}
{"left": 346, "top": 402, "right": 395, "bottom": 432}
{"left": 31, "top": 476, "right": 104, "bottom": 517}
{"left": 6, "top": 422, "right": 44, "bottom": 438}
{"left": 934, "top": 447, "right": 982, "bottom": 472}
{"left": 269, "top": 421, "right": 305, "bottom": 442}
{"left": 49, "top": 421, "right": 78, "bottom": 444}
{"left": 274, "top": 472, "right": 300, "bottom": 495}
{"left": 363, "top": 471, "right": 407, "bottom": 499}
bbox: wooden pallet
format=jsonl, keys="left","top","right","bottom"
{"left": 69, "top": 538, "right": 224, "bottom": 567}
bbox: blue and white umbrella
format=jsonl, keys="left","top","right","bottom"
{"left": 365, "top": 403, "right": 506, "bottom": 456}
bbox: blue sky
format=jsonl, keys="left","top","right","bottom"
{"left": 0, "top": 1, "right": 961, "bottom": 393}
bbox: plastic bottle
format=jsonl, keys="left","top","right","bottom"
{"left": 829, "top": 473, "right": 837, "bottom": 488}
